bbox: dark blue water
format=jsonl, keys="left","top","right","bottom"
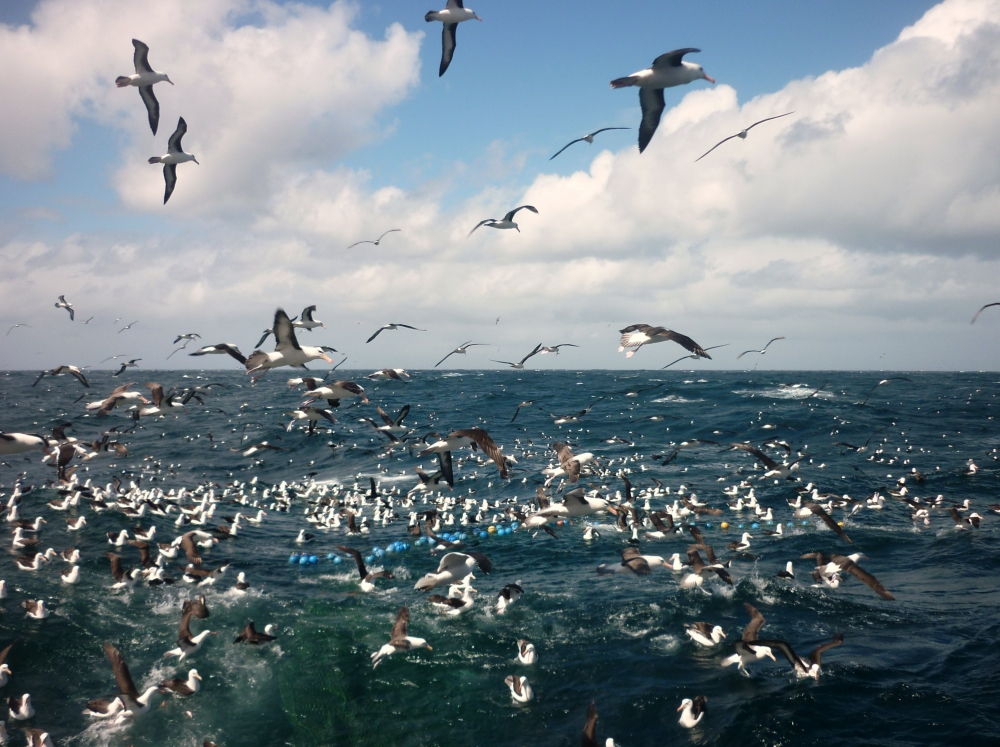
{"left": 1, "top": 369, "right": 998, "bottom": 747}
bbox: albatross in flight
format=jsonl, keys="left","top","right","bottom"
{"left": 116, "top": 39, "right": 173, "bottom": 135}
{"left": 425, "top": 0, "right": 481, "bottom": 77}
{"left": 435, "top": 341, "right": 487, "bottom": 367}
{"left": 371, "top": 606, "right": 433, "bottom": 668}
{"left": 611, "top": 48, "right": 715, "bottom": 153}
{"left": 55, "top": 295, "right": 75, "bottom": 320}
{"left": 367, "top": 323, "right": 426, "bottom": 343}
{"left": 549, "top": 127, "right": 630, "bottom": 160}
{"left": 348, "top": 229, "right": 400, "bottom": 248}
{"left": 737, "top": 337, "right": 784, "bottom": 359}
{"left": 149, "top": 117, "right": 199, "bottom": 204}
{"left": 469, "top": 205, "right": 538, "bottom": 236}
{"left": 695, "top": 112, "right": 794, "bottom": 161}
{"left": 618, "top": 324, "right": 712, "bottom": 360}
{"left": 493, "top": 343, "right": 542, "bottom": 369}
{"left": 245, "top": 309, "right": 336, "bottom": 381}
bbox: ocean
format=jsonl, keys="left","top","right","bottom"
{"left": 1, "top": 368, "right": 998, "bottom": 747}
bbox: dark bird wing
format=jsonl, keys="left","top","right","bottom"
{"left": 70, "top": 368, "right": 90, "bottom": 387}
{"left": 652, "top": 48, "right": 701, "bottom": 68}
{"left": 439, "top": 23, "right": 458, "bottom": 77}
{"left": 834, "top": 556, "right": 893, "bottom": 600}
{"left": 0, "top": 642, "right": 13, "bottom": 667}
{"left": 582, "top": 700, "right": 599, "bottom": 747}
{"left": 809, "top": 632, "right": 845, "bottom": 665}
{"left": 742, "top": 603, "right": 766, "bottom": 641}
{"left": 621, "top": 547, "right": 652, "bottom": 575}
{"left": 518, "top": 343, "right": 543, "bottom": 365}
{"left": 745, "top": 112, "right": 794, "bottom": 132}
{"left": 971, "top": 302, "right": 1000, "bottom": 324}
{"left": 132, "top": 38, "right": 153, "bottom": 74}
{"left": 168, "top": 117, "right": 187, "bottom": 153}
{"left": 755, "top": 638, "right": 802, "bottom": 670}
{"left": 163, "top": 163, "right": 177, "bottom": 204}
{"left": 638, "top": 86, "right": 666, "bottom": 153}
{"left": 549, "top": 137, "right": 586, "bottom": 160}
{"left": 453, "top": 428, "right": 508, "bottom": 478}
{"left": 272, "top": 308, "right": 302, "bottom": 352}
{"left": 438, "top": 450, "right": 454, "bottom": 488}
{"left": 180, "top": 533, "right": 202, "bottom": 565}
{"left": 390, "top": 606, "right": 409, "bottom": 642}
{"left": 107, "top": 552, "right": 125, "bottom": 582}
{"left": 695, "top": 133, "right": 740, "bottom": 162}
{"left": 649, "top": 511, "right": 675, "bottom": 533}
{"left": 336, "top": 545, "right": 367, "bottom": 580}
{"left": 466, "top": 551, "right": 492, "bottom": 574}
{"left": 805, "top": 502, "right": 853, "bottom": 544}
{"left": 730, "top": 442, "right": 779, "bottom": 470}
{"left": 104, "top": 642, "right": 139, "bottom": 699}
{"left": 366, "top": 327, "right": 387, "bottom": 343}
{"left": 139, "top": 85, "right": 160, "bottom": 136}
{"left": 504, "top": 205, "right": 539, "bottom": 222}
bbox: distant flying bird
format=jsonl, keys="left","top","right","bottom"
{"left": 858, "top": 377, "right": 912, "bottom": 407}
{"left": 618, "top": 324, "right": 712, "bottom": 360}
{"left": 112, "top": 359, "right": 141, "bottom": 377}
{"left": 611, "top": 48, "right": 715, "bottom": 153}
{"left": 188, "top": 344, "right": 247, "bottom": 365}
{"left": 662, "top": 343, "right": 729, "bottom": 369}
{"left": 149, "top": 117, "right": 198, "bottom": 204}
{"left": 737, "top": 337, "right": 785, "bottom": 359}
{"left": 435, "top": 341, "right": 487, "bottom": 368}
{"left": 469, "top": 205, "right": 538, "bottom": 236}
{"left": 244, "top": 308, "right": 336, "bottom": 379}
{"left": 173, "top": 333, "right": 201, "bottom": 344}
{"left": 493, "top": 343, "right": 543, "bottom": 369}
{"left": 367, "top": 323, "right": 426, "bottom": 343}
{"left": 695, "top": 112, "right": 794, "bottom": 162}
{"left": 117, "top": 321, "right": 139, "bottom": 333}
{"left": 55, "top": 295, "right": 75, "bottom": 320}
{"left": 293, "top": 305, "right": 326, "bottom": 331}
{"left": 549, "top": 127, "right": 630, "bottom": 160}
{"left": 348, "top": 229, "right": 401, "bottom": 249}
{"left": 83, "top": 317, "right": 93, "bottom": 324}
{"left": 6, "top": 323, "right": 30, "bottom": 335}
{"left": 425, "top": 0, "right": 482, "bottom": 77}
{"left": 116, "top": 39, "right": 173, "bottom": 135}
{"left": 539, "top": 344, "right": 578, "bottom": 355}
{"left": 33, "top": 365, "right": 89, "bottom": 388}
{"left": 971, "top": 302, "right": 1000, "bottom": 324}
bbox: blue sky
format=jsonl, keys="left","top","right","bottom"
{"left": 2, "top": 0, "right": 999, "bottom": 372}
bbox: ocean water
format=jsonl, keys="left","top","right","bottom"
{"left": 1, "top": 369, "right": 998, "bottom": 747}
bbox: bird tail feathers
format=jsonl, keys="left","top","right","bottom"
{"left": 115, "top": 76, "right": 131, "bottom": 87}
{"left": 148, "top": 157, "right": 163, "bottom": 164}
{"left": 610, "top": 76, "right": 637, "bottom": 89}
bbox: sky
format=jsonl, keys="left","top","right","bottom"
{"left": 2, "top": 0, "right": 999, "bottom": 372}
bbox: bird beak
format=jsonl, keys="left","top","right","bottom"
{"left": 766, "top": 651, "right": 776, "bottom": 661}
{"left": 703, "top": 73, "right": 716, "bottom": 84}
{"left": 676, "top": 704, "right": 685, "bottom": 712}
{"left": 424, "top": 645, "right": 434, "bottom": 651}
{"left": 321, "top": 354, "right": 334, "bottom": 363}
{"left": 167, "top": 77, "right": 174, "bottom": 85}
{"left": 193, "top": 158, "right": 200, "bottom": 165}
{"left": 194, "top": 674, "right": 203, "bottom": 680}
{"left": 720, "top": 632, "right": 727, "bottom": 638}
{"left": 475, "top": 14, "right": 482, "bottom": 20}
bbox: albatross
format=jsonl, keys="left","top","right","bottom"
{"left": 348, "top": 229, "right": 400, "bottom": 248}
{"left": 371, "top": 606, "right": 433, "bottom": 668}
{"left": 245, "top": 309, "right": 336, "bottom": 381}
{"left": 415, "top": 551, "right": 491, "bottom": 591}
{"left": 435, "top": 341, "right": 487, "bottom": 367}
{"left": 753, "top": 633, "right": 844, "bottom": 680}
{"left": 367, "top": 323, "right": 425, "bottom": 343}
{"left": 721, "top": 603, "right": 776, "bottom": 674}
{"left": 550, "top": 128, "right": 630, "bottom": 160}
{"left": 418, "top": 428, "right": 509, "bottom": 478}
{"left": 336, "top": 545, "right": 394, "bottom": 592}
{"left": 116, "top": 39, "right": 173, "bottom": 135}
{"left": 149, "top": 117, "right": 198, "bottom": 205}
{"left": 33, "top": 365, "right": 89, "bottom": 388}
{"left": 493, "top": 343, "right": 543, "bottom": 370}
{"left": 55, "top": 295, "right": 75, "bottom": 320}
{"left": 425, "top": 0, "right": 481, "bottom": 77}
{"left": 189, "top": 344, "right": 247, "bottom": 365}
{"left": 737, "top": 337, "right": 785, "bottom": 359}
{"left": 469, "top": 205, "right": 538, "bottom": 236}
{"left": 102, "top": 642, "right": 163, "bottom": 721}
{"left": 611, "top": 48, "right": 715, "bottom": 152}
{"left": 695, "top": 112, "right": 793, "bottom": 162}
{"left": 618, "top": 324, "right": 711, "bottom": 360}
{"left": 678, "top": 696, "right": 707, "bottom": 728}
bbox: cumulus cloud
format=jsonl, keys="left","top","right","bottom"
{"left": 2, "top": 0, "right": 1000, "bottom": 371}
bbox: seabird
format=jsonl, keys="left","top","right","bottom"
{"left": 543, "top": 442, "right": 595, "bottom": 486}
{"left": 504, "top": 675, "right": 533, "bottom": 704}
{"left": 581, "top": 701, "right": 616, "bottom": 747}
{"left": 425, "top": 0, "right": 481, "bottom": 77}
{"left": 776, "top": 561, "right": 795, "bottom": 580}
{"left": 610, "top": 48, "right": 715, "bottom": 152}
{"left": 801, "top": 501, "right": 852, "bottom": 543}
{"left": 415, "top": 551, "right": 491, "bottom": 591}
{"left": 366, "top": 405, "right": 412, "bottom": 437}
{"left": 618, "top": 324, "right": 711, "bottom": 360}
{"left": 493, "top": 343, "right": 543, "bottom": 369}
{"left": 540, "top": 397, "right": 604, "bottom": 425}
{"left": 117, "top": 320, "right": 139, "bottom": 333}
{"left": 112, "top": 359, "right": 141, "bottom": 377}
{"left": 189, "top": 344, "right": 247, "bottom": 365}
{"left": 469, "top": 205, "right": 538, "bottom": 236}
{"left": 164, "top": 596, "right": 214, "bottom": 660}
{"left": 0, "top": 432, "right": 53, "bottom": 456}
{"left": 293, "top": 305, "right": 326, "bottom": 331}
{"left": 510, "top": 400, "right": 533, "bottom": 422}
{"left": 55, "top": 295, "right": 75, "bottom": 320}
{"left": 22, "top": 600, "right": 49, "bottom": 618}
{"left": 695, "top": 112, "right": 793, "bottom": 161}
{"left": 285, "top": 406, "right": 336, "bottom": 435}
{"left": 234, "top": 622, "right": 277, "bottom": 645}
{"left": 348, "top": 229, "right": 401, "bottom": 248}
{"left": 539, "top": 343, "right": 578, "bottom": 354}
{"left": 721, "top": 603, "right": 776, "bottom": 673}
{"left": 61, "top": 565, "right": 81, "bottom": 584}
{"left": 7, "top": 694, "right": 35, "bottom": 720}
{"left": 149, "top": 117, "right": 198, "bottom": 204}
{"left": 173, "top": 333, "right": 201, "bottom": 344}
{"left": 737, "top": 337, "right": 785, "bottom": 359}
{"left": 420, "top": 428, "right": 509, "bottom": 477}
{"left": 858, "top": 377, "right": 913, "bottom": 406}
{"left": 23, "top": 730, "right": 54, "bottom": 747}
{"left": 7, "top": 323, "right": 31, "bottom": 335}
{"left": 729, "top": 442, "right": 807, "bottom": 482}
{"left": 367, "top": 323, "right": 425, "bottom": 343}
{"left": 754, "top": 633, "right": 844, "bottom": 680}
{"left": 159, "top": 669, "right": 202, "bottom": 696}
{"left": 949, "top": 507, "right": 983, "bottom": 529}
{"left": 677, "top": 696, "right": 708, "bottom": 728}
{"left": 245, "top": 309, "right": 336, "bottom": 379}
{"left": 435, "top": 341, "right": 487, "bottom": 367}
{"left": 0, "top": 642, "right": 14, "bottom": 686}
{"left": 102, "top": 642, "right": 162, "bottom": 721}
{"left": 685, "top": 622, "right": 726, "bottom": 647}
{"left": 644, "top": 511, "right": 679, "bottom": 539}
{"left": 681, "top": 548, "right": 733, "bottom": 589}
{"left": 550, "top": 128, "right": 630, "bottom": 160}
{"left": 371, "top": 606, "right": 433, "bottom": 668}
{"left": 32, "top": 365, "right": 89, "bottom": 388}
{"left": 495, "top": 582, "right": 523, "bottom": 614}
{"left": 427, "top": 584, "right": 477, "bottom": 616}
{"left": 971, "top": 302, "right": 1000, "bottom": 324}
{"left": 516, "top": 639, "right": 536, "bottom": 665}
{"left": 367, "top": 368, "right": 410, "bottom": 381}
{"left": 336, "top": 545, "right": 394, "bottom": 592}
{"left": 597, "top": 547, "right": 665, "bottom": 575}
{"left": 661, "top": 344, "right": 730, "bottom": 369}
{"left": 116, "top": 39, "right": 173, "bottom": 135}
{"left": 800, "top": 552, "right": 894, "bottom": 600}
{"left": 300, "top": 378, "right": 368, "bottom": 407}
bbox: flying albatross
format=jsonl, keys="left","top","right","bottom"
{"left": 116, "top": 39, "right": 173, "bottom": 135}
{"left": 435, "top": 341, "right": 487, "bottom": 368}
{"left": 348, "top": 229, "right": 400, "bottom": 248}
{"left": 55, "top": 295, "right": 75, "bottom": 320}
{"left": 721, "top": 603, "right": 776, "bottom": 673}
{"left": 149, "top": 117, "right": 198, "bottom": 204}
{"left": 549, "top": 127, "right": 630, "bottom": 160}
{"left": 371, "top": 606, "right": 433, "bottom": 668}
{"left": 102, "top": 642, "right": 163, "bottom": 721}
{"left": 425, "top": 0, "right": 481, "bottom": 77}
{"left": 336, "top": 545, "right": 394, "bottom": 592}
{"left": 753, "top": 633, "right": 844, "bottom": 679}
{"left": 695, "top": 112, "right": 793, "bottom": 161}
{"left": 245, "top": 309, "right": 336, "bottom": 381}
{"left": 800, "top": 552, "right": 894, "bottom": 600}
{"left": 469, "top": 205, "right": 538, "bottom": 236}
{"left": 493, "top": 343, "right": 543, "bottom": 369}
{"left": 189, "top": 344, "right": 247, "bottom": 365}
{"left": 367, "top": 323, "right": 426, "bottom": 343}
{"left": 611, "top": 48, "right": 715, "bottom": 153}
{"left": 737, "top": 337, "right": 785, "bottom": 359}
{"left": 618, "top": 324, "right": 711, "bottom": 360}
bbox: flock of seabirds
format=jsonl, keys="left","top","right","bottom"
{"left": 3, "top": 2, "right": 1000, "bottom": 745}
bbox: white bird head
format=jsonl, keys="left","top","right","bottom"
{"left": 677, "top": 698, "right": 693, "bottom": 712}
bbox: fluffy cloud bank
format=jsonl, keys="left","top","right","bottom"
{"left": 1, "top": 0, "right": 999, "bottom": 371}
